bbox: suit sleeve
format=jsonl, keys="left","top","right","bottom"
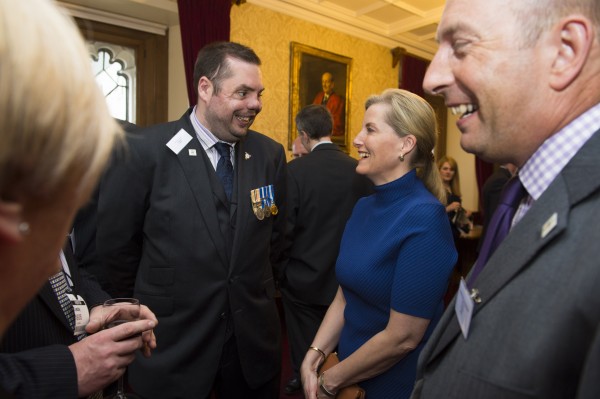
{"left": 77, "top": 268, "right": 111, "bottom": 309}
{"left": 64, "top": 236, "right": 111, "bottom": 308}
{"left": 72, "top": 189, "right": 118, "bottom": 294}
{"left": 73, "top": 123, "right": 140, "bottom": 293}
{"left": 0, "top": 346, "right": 78, "bottom": 398}
{"left": 269, "top": 144, "right": 288, "bottom": 284}
{"left": 279, "top": 165, "right": 300, "bottom": 284}
{"left": 96, "top": 136, "right": 150, "bottom": 297}
{"left": 577, "top": 323, "right": 600, "bottom": 398}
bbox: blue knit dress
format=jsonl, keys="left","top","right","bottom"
{"left": 336, "top": 170, "right": 457, "bottom": 398}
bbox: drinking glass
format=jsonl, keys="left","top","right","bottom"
{"left": 102, "top": 298, "right": 141, "bottom": 399}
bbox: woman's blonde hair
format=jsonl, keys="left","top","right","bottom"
{"left": 0, "top": 0, "right": 122, "bottom": 199}
{"left": 437, "top": 155, "right": 462, "bottom": 198}
{"left": 365, "top": 89, "right": 445, "bottom": 203}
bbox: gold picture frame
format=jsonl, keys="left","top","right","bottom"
{"left": 289, "top": 42, "right": 352, "bottom": 151}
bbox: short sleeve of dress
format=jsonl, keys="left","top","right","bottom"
{"left": 391, "top": 202, "right": 457, "bottom": 319}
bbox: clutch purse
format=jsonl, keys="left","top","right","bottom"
{"left": 318, "top": 353, "right": 366, "bottom": 399}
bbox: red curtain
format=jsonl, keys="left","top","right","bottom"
{"left": 177, "top": 0, "right": 232, "bottom": 106}
{"left": 475, "top": 157, "right": 494, "bottom": 213}
{"left": 399, "top": 54, "right": 428, "bottom": 98}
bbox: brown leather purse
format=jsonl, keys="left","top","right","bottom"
{"left": 318, "top": 353, "right": 366, "bottom": 399}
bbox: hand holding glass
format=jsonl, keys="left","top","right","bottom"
{"left": 102, "top": 298, "right": 141, "bottom": 399}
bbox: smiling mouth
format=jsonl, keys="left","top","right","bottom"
{"left": 236, "top": 115, "right": 253, "bottom": 123}
{"left": 358, "top": 152, "right": 370, "bottom": 159}
{"left": 450, "top": 104, "right": 478, "bottom": 119}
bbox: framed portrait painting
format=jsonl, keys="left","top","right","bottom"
{"left": 289, "top": 42, "right": 352, "bottom": 151}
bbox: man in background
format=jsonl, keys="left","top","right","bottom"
{"left": 291, "top": 136, "right": 309, "bottom": 159}
{"left": 312, "top": 72, "right": 345, "bottom": 136}
{"left": 414, "top": 0, "right": 600, "bottom": 397}
{"left": 280, "top": 104, "right": 372, "bottom": 394}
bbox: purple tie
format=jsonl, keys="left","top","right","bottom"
{"left": 468, "top": 177, "right": 527, "bottom": 286}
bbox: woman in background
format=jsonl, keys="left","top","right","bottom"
{"left": 300, "top": 89, "right": 457, "bottom": 398}
{"left": 438, "top": 156, "right": 470, "bottom": 239}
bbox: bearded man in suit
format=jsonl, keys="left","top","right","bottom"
{"left": 95, "top": 41, "right": 287, "bottom": 399}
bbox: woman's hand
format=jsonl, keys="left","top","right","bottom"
{"left": 301, "top": 350, "right": 322, "bottom": 399}
{"left": 446, "top": 201, "right": 461, "bottom": 213}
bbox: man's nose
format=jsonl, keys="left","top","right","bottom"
{"left": 423, "top": 47, "right": 452, "bottom": 96}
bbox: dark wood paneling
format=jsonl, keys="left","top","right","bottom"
{"left": 75, "top": 18, "right": 168, "bottom": 127}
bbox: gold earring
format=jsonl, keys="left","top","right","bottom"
{"left": 399, "top": 153, "right": 404, "bottom": 162}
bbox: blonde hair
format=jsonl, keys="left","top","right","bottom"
{"left": 365, "top": 89, "right": 445, "bottom": 203}
{"left": 437, "top": 155, "right": 462, "bottom": 198}
{"left": 0, "top": 0, "right": 122, "bottom": 199}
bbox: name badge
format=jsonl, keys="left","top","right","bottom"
{"left": 455, "top": 278, "right": 474, "bottom": 339}
{"left": 166, "top": 129, "right": 193, "bottom": 154}
{"left": 66, "top": 293, "right": 89, "bottom": 336}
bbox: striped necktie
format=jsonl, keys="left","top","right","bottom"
{"left": 48, "top": 271, "right": 75, "bottom": 330}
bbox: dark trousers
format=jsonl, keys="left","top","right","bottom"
{"left": 212, "top": 336, "right": 280, "bottom": 399}
{"left": 281, "top": 291, "right": 329, "bottom": 376}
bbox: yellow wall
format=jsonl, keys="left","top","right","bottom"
{"left": 230, "top": 3, "right": 399, "bottom": 160}
{"left": 168, "top": 24, "right": 189, "bottom": 121}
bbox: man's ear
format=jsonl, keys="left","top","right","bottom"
{"left": 0, "top": 200, "right": 25, "bottom": 244}
{"left": 549, "top": 17, "right": 594, "bottom": 91}
{"left": 197, "top": 76, "right": 214, "bottom": 103}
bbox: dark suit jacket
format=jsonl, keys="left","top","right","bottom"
{"left": 412, "top": 129, "right": 600, "bottom": 399}
{"left": 281, "top": 143, "right": 372, "bottom": 305}
{"left": 0, "top": 243, "right": 110, "bottom": 398}
{"left": 95, "top": 109, "right": 287, "bottom": 398}
{"left": 72, "top": 120, "right": 139, "bottom": 295}
{"left": 313, "top": 92, "right": 345, "bottom": 136}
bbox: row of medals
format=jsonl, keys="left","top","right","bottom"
{"left": 250, "top": 186, "right": 278, "bottom": 220}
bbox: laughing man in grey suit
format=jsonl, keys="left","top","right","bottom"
{"left": 414, "top": 0, "right": 600, "bottom": 398}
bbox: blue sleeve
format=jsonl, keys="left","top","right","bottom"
{"left": 391, "top": 203, "right": 457, "bottom": 319}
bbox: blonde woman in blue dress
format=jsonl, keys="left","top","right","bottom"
{"left": 301, "top": 89, "right": 457, "bottom": 398}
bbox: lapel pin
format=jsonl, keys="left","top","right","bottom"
{"left": 469, "top": 288, "right": 482, "bottom": 304}
{"left": 245, "top": 152, "right": 251, "bottom": 160}
{"left": 188, "top": 149, "right": 197, "bottom": 156}
{"left": 541, "top": 212, "right": 558, "bottom": 239}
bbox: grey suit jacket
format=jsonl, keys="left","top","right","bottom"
{"left": 96, "top": 109, "right": 287, "bottom": 398}
{"left": 412, "top": 129, "right": 600, "bottom": 399}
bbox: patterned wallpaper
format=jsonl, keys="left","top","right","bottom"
{"left": 230, "top": 3, "right": 399, "bottom": 160}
